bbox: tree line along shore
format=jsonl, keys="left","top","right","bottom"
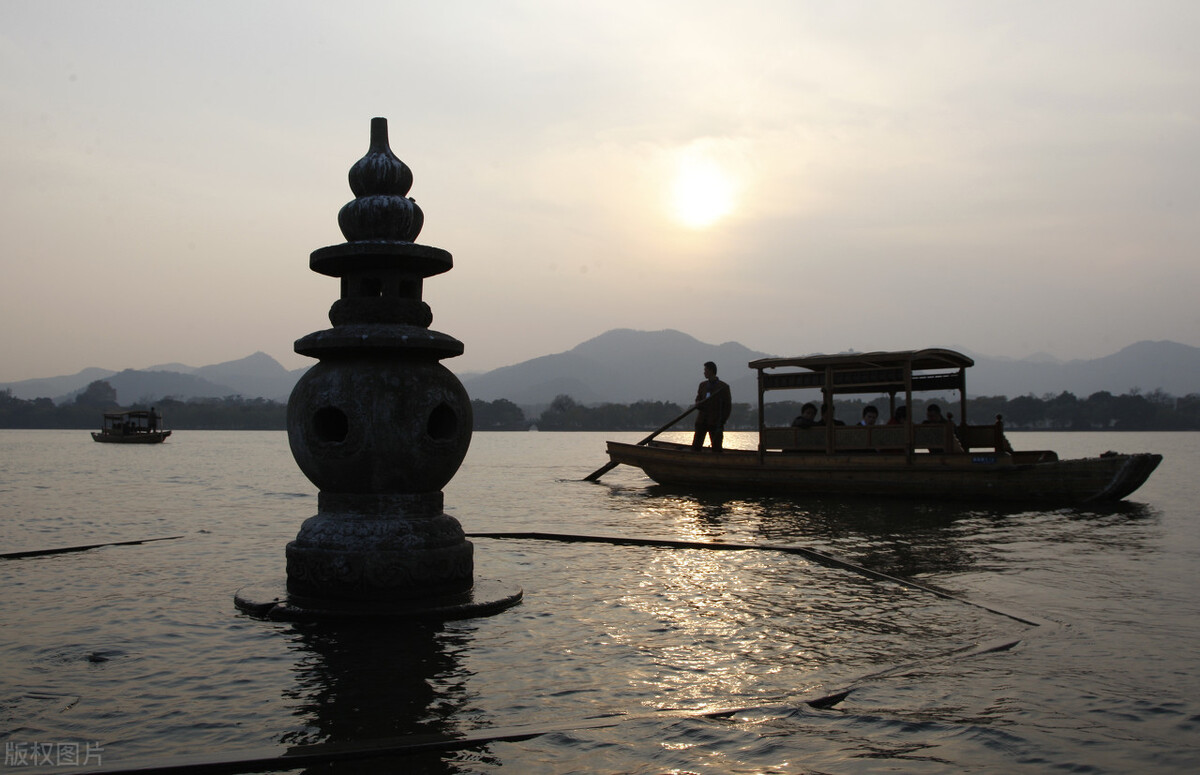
{"left": 2, "top": 379, "right": 1198, "bottom": 432}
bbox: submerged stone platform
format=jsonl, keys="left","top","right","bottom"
{"left": 234, "top": 580, "right": 522, "bottom": 623}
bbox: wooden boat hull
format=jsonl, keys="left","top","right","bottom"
{"left": 91, "top": 430, "right": 172, "bottom": 444}
{"left": 605, "top": 441, "right": 1161, "bottom": 503}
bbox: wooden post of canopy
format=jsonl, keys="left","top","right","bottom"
{"left": 823, "top": 363, "right": 834, "bottom": 454}
{"left": 904, "top": 359, "right": 914, "bottom": 463}
{"left": 756, "top": 365, "right": 767, "bottom": 462}
{"left": 958, "top": 366, "right": 969, "bottom": 452}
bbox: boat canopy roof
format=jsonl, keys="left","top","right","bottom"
{"left": 749, "top": 348, "right": 973, "bottom": 373}
{"left": 749, "top": 348, "right": 974, "bottom": 397}
{"left": 101, "top": 410, "right": 158, "bottom": 420}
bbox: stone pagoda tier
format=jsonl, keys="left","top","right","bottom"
{"left": 236, "top": 117, "right": 520, "bottom": 621}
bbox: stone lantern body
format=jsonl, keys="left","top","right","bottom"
{"left": 283, "top": 117, "right": 475, "bottom": 604}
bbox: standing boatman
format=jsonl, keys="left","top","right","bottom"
{"left": 692, "top": 361, "right": 732, "bottom": 451}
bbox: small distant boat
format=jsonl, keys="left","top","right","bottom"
{"left": 600, "top": 349, "right": 1161, "bottom": 504}
{"left": 91, "top": 409, "right": 171, "bottom": 444}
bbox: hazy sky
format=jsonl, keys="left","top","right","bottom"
{"left": 2, "top": 1, "right": 1197, "bottom": 382}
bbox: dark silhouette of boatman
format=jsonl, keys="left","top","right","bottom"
{"left": 692, "top": 361, "right": 732, "bottom": 451}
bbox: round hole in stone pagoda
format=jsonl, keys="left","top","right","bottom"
{"left": 427, "top": 402, "right": 457, "bottom": 441}
{"left": 312, "top": 406, "right": 349, "bottom": 443}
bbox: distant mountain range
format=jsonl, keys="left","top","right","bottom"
{"left": 3, "top": 332, "right": 1199, "bottom": 407}
{"left": 461, "top": 331, "right": 1200, "bottom": 407}
{"left": 2, "top": 352, "right": 307, "bottom": 404}
{"left": 461, "top": 329, "right": 770, "bottom": 408}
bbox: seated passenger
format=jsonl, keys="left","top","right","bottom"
{"left": 791, "top": 403, "right": 818, "bottom": 428}
{"left": 921, "top": 404, "right": 963, "bottom": 452}
{"left": 923, "top": 404, "right": 948, "bottom": 424}
{"left": 887, "top": 406, "right": 908, "bottom": 425}
{"left": 859, "top": 406, "right": 879, "bottom": 426}
{"left": 818, "top": 406, "right": 845, "bottom": 426}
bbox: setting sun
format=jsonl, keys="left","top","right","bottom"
{"left": 670, "top": 153, "right": 736, "bottom": 229}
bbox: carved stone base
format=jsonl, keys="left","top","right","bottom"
{"left": 285, "top": 492, "right": 473, "bottom": 601}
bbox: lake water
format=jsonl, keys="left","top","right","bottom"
{"left": 1, "top": 430, "right": 1197, "bottom": 773}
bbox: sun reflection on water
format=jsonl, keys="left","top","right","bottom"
{"left": 599, "top": 546, "right": 846, "bottom": 708}
{"left": 562, "top": 482, "right": 1018, "bottom": 716}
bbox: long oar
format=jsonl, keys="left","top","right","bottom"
{"left": 583, "top": 404, "right": 699, "bottom": 482}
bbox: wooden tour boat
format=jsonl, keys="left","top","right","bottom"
{"left": 600, "top": 349, "right": 1161, "bottom": 503}
{"left": 91, "top": 409, "right": 171, "bottom": 444}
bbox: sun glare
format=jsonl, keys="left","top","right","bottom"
{"left": 670, "top": 153, "right": 736, "bottom": 229}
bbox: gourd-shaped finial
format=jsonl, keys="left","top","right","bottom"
{"left": 337, "top": 117, "right": 424, "bottom": 241}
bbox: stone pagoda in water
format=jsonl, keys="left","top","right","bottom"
{"left": 237, "top": 117, "right": 520, "bottom": 620}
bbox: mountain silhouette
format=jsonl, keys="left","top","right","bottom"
{"left": 2, "top": 335, "right": 1198, "bottom": 406}
{"left": 962, "top": 340, "right": 1200, "bottom": 398}
{"left": 461, "top": 329, "right": 769, "bottom": 406}
{"left": 462, "top": 333, "right": 1200, "bottom": 407}
{"left": 2, "top": 352, "right": 308, "bottom": 404}
{"left": 191, "top": 352, "right": 300, "bottom": 401}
